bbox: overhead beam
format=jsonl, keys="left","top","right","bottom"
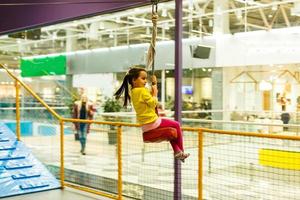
{"left": 258, "top": 8, "right": 270, "bottom": 29}
{"left": 269, "top": 9, "right": 280, "bottom": 29}
{"left": 280, "top": 5, "right": 291, "bottom": 27}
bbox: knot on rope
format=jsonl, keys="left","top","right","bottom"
{"left": 152, "top": 14, "right": 158, "bottom": 26}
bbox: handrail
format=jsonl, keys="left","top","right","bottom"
{"left": 62, "top": 117, "right": 140, "bottom": 127}
{"left": 0, "top": 63, "right": 61, "bottom": 120}
{"left": 99, "top": 112, "right": 300, "bottom": 128}
{"left": 182, "top": 127, "right": 300, "bottom": 140}
{"left": 0, "top": 106, "right": 69, "bottom": 110}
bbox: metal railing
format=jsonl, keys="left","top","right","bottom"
{"left": 2, "top": 63, "right": 300, "bottom": 200}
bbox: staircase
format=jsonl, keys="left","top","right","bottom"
{"left": 0, "top": 122, "right": 60, "bottom": 198}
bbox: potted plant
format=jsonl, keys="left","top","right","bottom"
{"left": 102, "top": 97, "right": 122, "bottom": 145}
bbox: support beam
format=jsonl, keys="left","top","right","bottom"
{"left": 270, "top": 9, "right": 280, "bottom": 29}
{"left": 258, "top": 8, "right": 270, "bottom": 29}
{"left": 280, "top": 5, "right": 291, "bottom": 27}
{"left": 174, "top": 0, "right": 182, "bottom": 199}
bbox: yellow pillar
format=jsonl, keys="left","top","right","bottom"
{"left": 198, "top": 129, "right": 203, "bottom": 200}
{"left": 15, "top": 81, "right": 20, "bottom": 141}
{"left": 117, "top": 126, "right": 122, "bottom": 200}
{"left": 60, "top": 120, "right": 65, "bottom": 188}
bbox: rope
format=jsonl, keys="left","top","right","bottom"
{"left": 146, "top": 3, "right": 158, "bottom": 75}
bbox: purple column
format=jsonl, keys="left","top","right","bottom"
{"left": 174, "top": 0, "right": 182, "bottom": 200}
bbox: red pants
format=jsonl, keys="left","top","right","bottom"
{"left": 158, "top": 118, "right": 184, "bottom": 153}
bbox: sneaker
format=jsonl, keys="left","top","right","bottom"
{"left": 179, "top": 153, "right": 190, "bottom": 163}
{"left": 174, "top": 151, "right": 183, "bottom": 159}
{"left": 174, "top": 151, "right": 190, "bottom": 163}
{"left": 80, "top": 149, "right": 86, "bottom": 155}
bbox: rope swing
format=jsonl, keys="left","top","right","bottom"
{"left": 146, "top": 0, "right": 159, "bottom": 75}
{"left": 143, "top": 0, "right": 178, "bottom": 143}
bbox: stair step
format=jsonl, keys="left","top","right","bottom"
{"left": 5, "top": 164, "right": 33, "bottom": 170}
{"left": 19, "top": 182, "right": 50, "bottom": 190}
{"left": 0, "top": 138, "right": 10, "bottom": 142}
{"left": 0, "top": 146, "right": 16, "bottom": 151}
{"left": 12, "top": 173, "right": 41, "bottom": 180}
{"left": 0, "top": 156, "right": 25, "bottom": 161}
{"left": 5, "top": 160, "right": 33, "bottom": 170}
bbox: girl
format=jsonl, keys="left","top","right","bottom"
{"left": 114, "top": 66, "right": 189, "bottom": 162}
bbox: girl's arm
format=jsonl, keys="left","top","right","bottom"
{"left": 151, "top": 75, "right": 158, "bottom": 97}
{"left": 142, "top": 88, "right": 157, "bottom": 108}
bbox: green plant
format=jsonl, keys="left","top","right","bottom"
{"left": 102, "top": 98, "right": 122, "bottom": 112}
{"left": 102, "top": 97, "right": 122, "bottom": 145}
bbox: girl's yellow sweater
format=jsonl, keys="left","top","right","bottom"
{"left": 131, "top": 87, "right": 158, "bottom": 125}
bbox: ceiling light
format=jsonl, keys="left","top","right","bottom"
{"left": 52, "top": 32, "right": 57, "bottom": 39}
{"left": 208, "top": 19, "right": 213, "bottom": 27}
{"left": 164, "top": 22, "right": 169, "bottom": 30}
{"left": 272, "top": 5, "right": 277, "bottom": 11}
{"left": 188, "top": 0, "right": 193, "bottom": 10}
{"left": 162, "top": 8, "right": 167, "bottom": 17}
{"left": 99, "top": 22, "right": 105, "bottom": 30}
{"left": 236, "top": 10, "right": 242, "bottom": 19}
{"left": 146, "top": 27, "right": 150, "bottom": 35}
{"left": 259, "top": 80, "right": 272, "bottom": 91}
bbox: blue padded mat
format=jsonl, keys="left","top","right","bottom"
{"left": 0, "top": 123, "right": 60, "bottom": 197}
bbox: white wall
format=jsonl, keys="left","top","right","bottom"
{"left": 73, "top": 73, "right": 115, "bottom": 98}
{"left": 216, "top": 27, "right": 300, "bottom": 67}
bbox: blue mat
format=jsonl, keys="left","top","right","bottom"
{"left": 0, "top": 123, "right": 60, "bottom": 197}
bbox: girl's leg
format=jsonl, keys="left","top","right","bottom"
{"left": 158, "top": 118, "right": 184, "bottom": 153}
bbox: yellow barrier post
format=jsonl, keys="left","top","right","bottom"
{"left": 60, "top": 119, "right": 65, "bottom": 188}
{"left": 117, "top": 125, "right": 123, "bottom": 200}
{"left": 198, "top": 129, "right": 203, "bottom": 200}
{"left": 15, "top": 81, "right": 21, "bottom": 141}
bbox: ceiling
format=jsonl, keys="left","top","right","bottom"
{"left": 0, "top": 0, "right": 300, "bottom": 68}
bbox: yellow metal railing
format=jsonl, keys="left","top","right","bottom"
{"left": 2, "top": 63, "right": 300, "bottom": 200}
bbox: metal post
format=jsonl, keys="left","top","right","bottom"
{"left": 117, "top": 126, "right": 123, "bottom": 200}
{"left": 174, "top": 0, "right": 183, "bottom": 199}
{"left": 161, "top": 69, "right": 166, "bottom": 109}
{"left": 198, "top": 130, "right": 203, "bottom": 200}
{"left": 60, "top": 120, "right": 65, "bottom": 188}
{"left": 15, "top": 81, "right": 21, "bottom": 141}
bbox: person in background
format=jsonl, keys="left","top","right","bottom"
{"left": 73, "top": 94, "right": 96, "bottom": 155}
{"left": 281, "top": 105, "right": 290, "bottom": 131}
